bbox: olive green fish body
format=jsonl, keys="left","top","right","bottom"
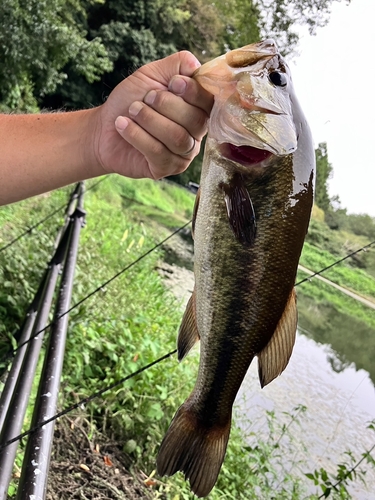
{"left": 157, "top": 39, "right": 315, "bottom": 497}
{"left": 193, "top": 139, "right": 313, "bottom": 422}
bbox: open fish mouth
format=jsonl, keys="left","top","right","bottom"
{"left": 220, "top": 143, "right": 273, "bottom": 166}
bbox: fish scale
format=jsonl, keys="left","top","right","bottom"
{"left": 157, "top": 40, "right": 315, "bottom": 497}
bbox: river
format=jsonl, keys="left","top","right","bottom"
{"left": 159, "top": 233, "right": 375, "bottom": 499}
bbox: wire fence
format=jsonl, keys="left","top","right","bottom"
{"left": 0, "top": 180, "right": 374, "bottom": 498}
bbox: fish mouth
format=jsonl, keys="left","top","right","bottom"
{"left": 220, "top": 143, "right": 273, "bottom": 166}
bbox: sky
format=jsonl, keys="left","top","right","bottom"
{"left": 289, "top": 0, "right": 375, "bottom": 216}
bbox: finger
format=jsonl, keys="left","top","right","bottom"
{"left": 143, "top": 90, "right": 208, "bottom": 141}
{"left": 128, "top": 100, "right": 199, "bottom": 157}
{"left": 169, "top": 75, "right": 214, "bottom": 116}
{"left": 142, "top": 51, "right": 201, "bottom": 86}
{"left": 115, "top": 116, "right": 190, "bottom": 179}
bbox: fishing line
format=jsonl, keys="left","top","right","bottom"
{"left": 1, "top": 207, "right": 374, "bottom": 466}
{"left": 316, "top": 374, "right": 369, "bottom": 470}
{"left": 2, "top": 220, "right": 191, "bottom": 364}
{"left": 8, "top": 225, "right": 372, "bottom": 362}
{"left": 0, "top": 349, "right": 177, "bottom": 452}
{"left": 316, "top": 441, "right": 375, "bottom": 499}
{"left": 0, "top": 177, "right": 107, "bottom": 253}
{"left": 295, "top": 240, "right": 375, "bottom": 286}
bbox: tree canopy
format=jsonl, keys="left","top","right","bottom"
{"left": 314, "top": 142, "right": 333, "bottom": 213}
{"left": 0, "top": 0, "right": 112, "bottom": 111}
{"left": 0, "top": 0, "right": 349, "bottom": 111}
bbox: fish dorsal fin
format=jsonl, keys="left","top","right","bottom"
{"left": 178, "top": 290, "right": 200, "bottom": 361}
{"left": 191, "top": 187, "right": 200, "bottom": 239}
{"left": 257, "top": 289, "right": 297, "bottom": 388}
{"left": 220, "top": 177, "right": 256, "bottom": 247}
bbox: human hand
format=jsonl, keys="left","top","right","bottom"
{"left": 92, "top": 51, "right": 214, "bottom": 180}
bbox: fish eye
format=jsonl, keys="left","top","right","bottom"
{"left": 269, "top": 71, "right": 287, "bottom": 87}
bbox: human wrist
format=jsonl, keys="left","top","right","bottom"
{"left": 79, "top": 106, "right": 109, "bottom": 179}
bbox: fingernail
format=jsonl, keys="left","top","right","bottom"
{"left": 115, "top": 116, "right": 129, "bottom": 131}
{"left": 169, "top": 76, "right": 187, "bottom": 96}
{"left": 144, "top": 90, "right": 157, "bottom": 105}
{"left": 129, "top": 101, "right": 143, "bottom": 118}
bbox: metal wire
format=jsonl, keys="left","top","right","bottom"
{"left": 2, "top": 220, "right": 192, "bottom": 363}
{"left": 0, "top": 349, "right": 177, "bottom": 452}
{"left": 0, "top": 177, "right": 106, "bottom": 253}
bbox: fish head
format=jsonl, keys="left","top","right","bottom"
{"left": 194, "top": 40, "right": 300, "bottom": 165}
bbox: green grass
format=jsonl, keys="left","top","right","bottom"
{"left": 300, "top": 241, "right": 375, "bottom": 300}
{"left": 1, "top": 176, "right": 374, "bottom": 499}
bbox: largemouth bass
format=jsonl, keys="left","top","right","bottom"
{"left": 157, "top": 39, "right": 315, "bottom": 497}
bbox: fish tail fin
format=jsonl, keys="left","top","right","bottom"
{"left": 157, "top": 403, "right": 231, "bottom": 498}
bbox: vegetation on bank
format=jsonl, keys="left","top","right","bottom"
{"left": 1, "top": 0, "right": 347, "bottom": 112}
{"left": 1, "top": 176, "right": 375, "bottom": 498}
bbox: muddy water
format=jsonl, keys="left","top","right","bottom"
{"left": 160, "top": 235, "right": 375, "bottom": 498}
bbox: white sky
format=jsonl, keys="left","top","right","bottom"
{"left": 289, "top": 0, "right": 375, "bottom": 216}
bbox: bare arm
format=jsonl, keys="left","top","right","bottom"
{"left": 0, "top": 51, "right": 213, "bottom": 205}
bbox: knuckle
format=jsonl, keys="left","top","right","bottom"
{"left": 125, "top": 122, "right": 142, "bottom": 141}
{"left": 152, "top": 155, "right": 188, "bottom": 179}
{"left": 153, "top": 90, "right": 169, "bottom": 109}
{"left": 173, "top": 128, "right": 190, "bottom": 150}
{"left": 192, "top": 112, "right": 208, "bottom": 133}
{"left": 149, "top": 140, "right": 166, "bottom": 158}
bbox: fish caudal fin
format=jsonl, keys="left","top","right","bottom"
{"left": 157, "top": 404, "right": 231, "bottom": 498}
{"left": 258, "top": 289, "right": 297, "bottom": 387}
{"left": 177, "top": 290, "right": 200, "bottom": 361}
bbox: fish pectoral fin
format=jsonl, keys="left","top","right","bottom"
{"left": 177, "top": 290, "right": 200, "bottom": 361}
{"left": 191, "top": 187, "right": 200, "bottom": 239}
{"left": 257, "top": 288, "right": 297, "bottom": 388}
{"left": 220, "top": 177, "right": 256, "bottom": 247}
{"left": 157, "top": 402, "right": 231, "bottom": 498}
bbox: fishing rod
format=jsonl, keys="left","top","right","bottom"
{"left": 1, "top": 237, "right": 374, "bottom": 452}
{"left": 5, "top": 228, "right": 373, "bottom": 364}
{"left": 0, "top": 220, "right": 191, "bottom": 366}
{"left": 0, "top": 177, "right": 106, "bottom": 254}
{"left": 0, "top": 349, "right": 177, "bottom": 452}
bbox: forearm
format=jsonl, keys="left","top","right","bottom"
{"left": 0, "top": 109, "right": 103, "bottom": 205}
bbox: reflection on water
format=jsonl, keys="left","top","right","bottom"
{"left": 160, "top": 254, "right": 375, "bottom": 497}
{"left": 297, "top": 294, "right": 375, "bottom": 384}
{"left": 236, "top": 332, "right": 375, "bottom": 499}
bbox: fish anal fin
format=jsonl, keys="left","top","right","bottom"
{"left": 177, "top": 290, "right": 200, "bottom": 361}
{"left": 157, "top": 403, "right": 231, "bottom": 498}
{"left": 257, "top": 289, "right": 297, "bottom": 388}
{"left": 192, "top": 187, "right": 200, "bottom": 239}
{"left": 220, "top": 176, "right": 256, "bottom": 247}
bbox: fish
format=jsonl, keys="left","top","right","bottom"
{"left": 157, "top": 39, "right": 315, "bottom": 497}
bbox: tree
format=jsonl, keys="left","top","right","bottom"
{"left": 257, "top": 0, "right": 350, "bottom": 56}
{"left": 314, "top": 142, "right": 333, "bottom": 213}
{"left": 42, "top": 0, "right": 234, "bottom": 110}
{"left": 0, "top": 0, "right": 350, "bottom": 111}
{"left": 0, "top": 0, "right": 112, "bottom": 111}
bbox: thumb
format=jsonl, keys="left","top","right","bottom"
{"left": 142, "top": 51, "right": 202, "bottom": 86}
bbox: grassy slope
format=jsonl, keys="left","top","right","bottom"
{"left": 1, "top": 177, "right": 374, "bottom": 498}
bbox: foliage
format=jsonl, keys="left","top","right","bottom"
{"left": 305, "top": 421, "right": 375, "bottom": 499}
{"left": 1, "top": 176, "right": 375, "bottom": 498}
{"left": 0, "top": 0, "right": 112, "bottom": 111}
{"left": 40, "top": 0, "right": 348, "bottom": 109}
{"left": 314, "top": 142, "right": 333, "bottom": 213}
{"left": 300, "top": 242, "right": 375, "bottom": 300}
{"left": 213, "top": 0, "right": 261, "bottom": 52}
{"left": 42, "top": 0, "right": 194, "bottom": 109}
{"left": 0, "top": 186, "right": 72, "bottom": 360}
{"left": 306, "top": 215, "right": 375, "bottom": 279}
{"left": 257, "top": 0, "right": 347, "bottom": 57}
{"left": 0, "top": 0, "right": 350, "bottom": 110}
